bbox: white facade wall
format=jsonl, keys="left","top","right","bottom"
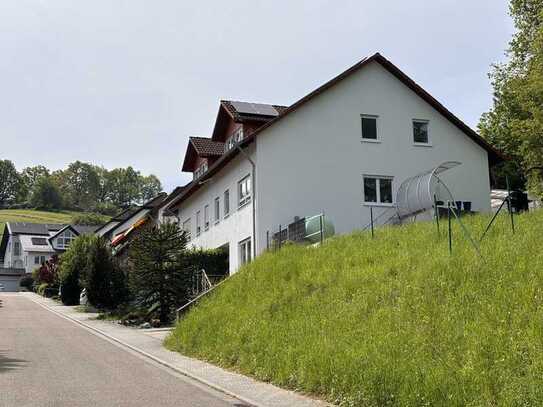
{"left": 255, "top": 61, "right": 491, "bottom": 252}
{"left": 24, "top": 251, "right": 52, "bottom": 274}
{"left": 3, "top": 235, "right": 22, "bottom": 268}
{"left": 176, "top": 146, "right": 255, "bottom": 274}
{"left": 2, "top": 235, "right": 52, "bottom": 273}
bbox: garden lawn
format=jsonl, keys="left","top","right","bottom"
{"left": 166, "top": 209, "right": 543, "bottom": 406}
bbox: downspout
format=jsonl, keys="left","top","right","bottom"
{"left": 236, "top": 142, "right": 257, "bottom": 260}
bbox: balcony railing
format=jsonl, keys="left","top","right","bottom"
{"left": 0, "top": 267, "right": 26, "bottom": 275}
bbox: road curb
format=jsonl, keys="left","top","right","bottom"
{"left": 26, "top": 294, "right": 263, "bottom": 407}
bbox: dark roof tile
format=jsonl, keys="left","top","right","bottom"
{"left": 190, "top": 137, "right": 225, "bottom": 156}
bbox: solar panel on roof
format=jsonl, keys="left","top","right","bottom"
{"left": 31, "top": 237, "right": 48, "bottom": 246}
{"left": 230, "top": 101, "right": 278, "bottom": 117}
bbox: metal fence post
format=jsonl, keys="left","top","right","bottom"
{"left": 319, "top": 214, "right": 324, "bottom": 244}
{"left": 370, "top": 206, "right": 374, "bottom": 239}
{"left": 506, "top": 176, "right": 515, "bottom": 234}
{"left": 448, "top": 201, "right": 452, "bottom": 254}
{"left": 434, "top": 194, "right": 440, "bottom": 236}
{"left": 278, "top": 225, "right": 282, "bottom": 249}
{"left": 266, "top": 230, "right": 269, "bottom": 251}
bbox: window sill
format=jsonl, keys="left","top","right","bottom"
{"left": 361, "top": 139, "right": 381, "bottom": 144}
{"left": 238, "top": 200, "right": 251, "bottom": 210}
{"left": 413, "top": 142, "right": 432, "bottom": 147}
{"left": 363, "top": 202, "right": 395, "bottom": 208}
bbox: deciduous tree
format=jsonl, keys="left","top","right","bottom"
{"left": 0, "top": 160, "right": 22, "bottom": 206}
{"left": 478, "top": 0, "right": 543, "bottom": 196}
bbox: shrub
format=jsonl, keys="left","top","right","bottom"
{"left": 80, "top": 236, "right": 127, "bottom": 309}
{"left": 36, "top": 283, "right": 49, "bottom": 296}
{"left": 19, "top": 275, "right": 34, "bottom": 291}
{"left": 59, "top": 235, "right": 93, "bottom": 305}
{"left": 71, "top": 212, "right": 109, "bottom": 226}
{"left": 35, "top": 255, "right": 60, "bottom": 286}
{"left": 186, "top": 247, "right": 229, "bottom": 277}
{"left": 94, "top": 202, "right": 119, "bottom": 216}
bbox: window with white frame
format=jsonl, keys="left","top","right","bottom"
{"left": 361, "top": 115, "right": 378, "bottom": 140}
{"left": 57, "top": 229, "right": 75, "bottom": 249}
{"left": 182, "top": 218, "right": 191, "bottom": 240}
{"left": 204, "top": 204, "right": 210, "bottom": 230}
{"left": 214, "top": 197, "right": 220, "bottom": 223}
{"left": 194, "top": 161, "right": 209, "bottom": 180}
{"left": 413, "top": 120, "right": 430, "bottom": 144}
{"left": 196, "top": 211, "right": 201, "bottom": 236}
{"left": 239, "top": 238, "right": 252, "bottom": 265}
{"left": 238, "top": 175, "right": 251, "bottom": 207}
{"left": 225, "top": 127, "right": 244, "bottom": 152}
{"left": 34, "top": 255, "right": 46, "bottom": 265}
{"left": 13, "top": 241, "right": 21, "bottom": 256}
{"left": 224, "top": 189, "right": 230, "bottom": 217}
{"left": 363, "top": 176, "right": 393, "bottom": 204}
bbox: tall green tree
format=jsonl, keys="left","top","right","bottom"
{"left": 60, "top": 161, "right": 101, "bottom": 210}
{"left": 0, "top": 159, "right": 22, "bottom": 206}
{"left": 106, "top": 167, "right": 142, "bottom": 208}
{"left": 129, "top": 223, "right": 193, "bottom": 323}
{"left": 30, "top": 177, "right": 63, "bottom": 210}
{"left": 21, "top": 165, "right": 50, "bottom": 193}
{"left": 140, "top": 174, "right": 163, "bottom": 203}
{"left": 478, "top": 0, "right": 543, "bottom": 196}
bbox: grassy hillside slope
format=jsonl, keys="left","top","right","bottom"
{"left": 0, "top": 209, "right": 78, "bottom": 240}
{"left": 167, "top": 210, "right": 543, "bottom": 406}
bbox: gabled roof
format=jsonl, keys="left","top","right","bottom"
{"left": 182, "top": 137, "right": 225, "bottom": 172}
{"left": 211, "top": 100, "right": 287, "bottom": 141}
{"left": 48, "top": 224, "right": 98, "bottom": 243}
{"left": 190, "top": 137, "right": 225, "bottom": 156}
{"left": 169, "top": 52, "right": 504, "bottom": 211}
{"left": 6, "top": 222, "right": 66, "bottom": 236}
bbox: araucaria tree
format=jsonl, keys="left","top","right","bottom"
{"left": 129, "top": 223, "right": 193, "bottom": 323}
{"left": 479, "top": 0, "right": 543, "bottom": 196}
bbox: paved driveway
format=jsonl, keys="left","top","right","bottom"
{"left": 0, "top": 293, "right": 246, "bottom": 407}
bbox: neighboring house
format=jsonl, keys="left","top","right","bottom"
{"left": 0, "top": 222, "right": 97, "bottom": 291}
{"left": 163, "top": 53, "right": 502, "bottom": 274}
{"left": 96, "top": 192, "right": 185, "bottom": 257}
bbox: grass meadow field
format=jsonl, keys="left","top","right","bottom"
{"left": 167, "top": 209, "right": 543, "bottom": 406}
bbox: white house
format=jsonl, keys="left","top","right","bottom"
{"left": 0, "top": 223, "right": 96, "bottom": 291}
{"left": 164, "top": 53, "right": 502, "bottom": 274}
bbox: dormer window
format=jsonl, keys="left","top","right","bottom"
{"left": 57, "top": 229, "right": 75, "bottom": 249}
{"left": 193, "top": 161, "right": 208, "bottom": 179}
{"left": 225, "top": 127, "right": 244, "bottom": 152}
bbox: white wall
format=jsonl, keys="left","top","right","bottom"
{"left": 3, "top": 235, "right": 23, "bottom": 269}
{"left": 174, "top": 145, "right": 255, "bottom": 274}
{"left": 2, "top": 235, "right": 52, "bottom": 273}
{"left": 24, "top": 251, "right": 52, "bottom": 274}
{"left": 256, "top": 61, "right": 491, "bottom": 252}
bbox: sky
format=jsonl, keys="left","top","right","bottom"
{"left": 0, "top": 1, "right": 515, "bottom": 192}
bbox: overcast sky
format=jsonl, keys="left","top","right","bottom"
{"left": 1, "top": 1, "right": 514, "bottom": 192}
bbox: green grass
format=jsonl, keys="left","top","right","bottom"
{"left": 0, "top": 209, "right": 80, "bottom": 240}
{"left": 166, "top": 210, "right": 543, "bottom": 406}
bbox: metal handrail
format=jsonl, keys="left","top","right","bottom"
{"left": 176, "top": 274, "right": 229, "bottom": 320}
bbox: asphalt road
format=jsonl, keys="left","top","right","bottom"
{"left": 0, "top": 293, "right": 246, "bottom": 407}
